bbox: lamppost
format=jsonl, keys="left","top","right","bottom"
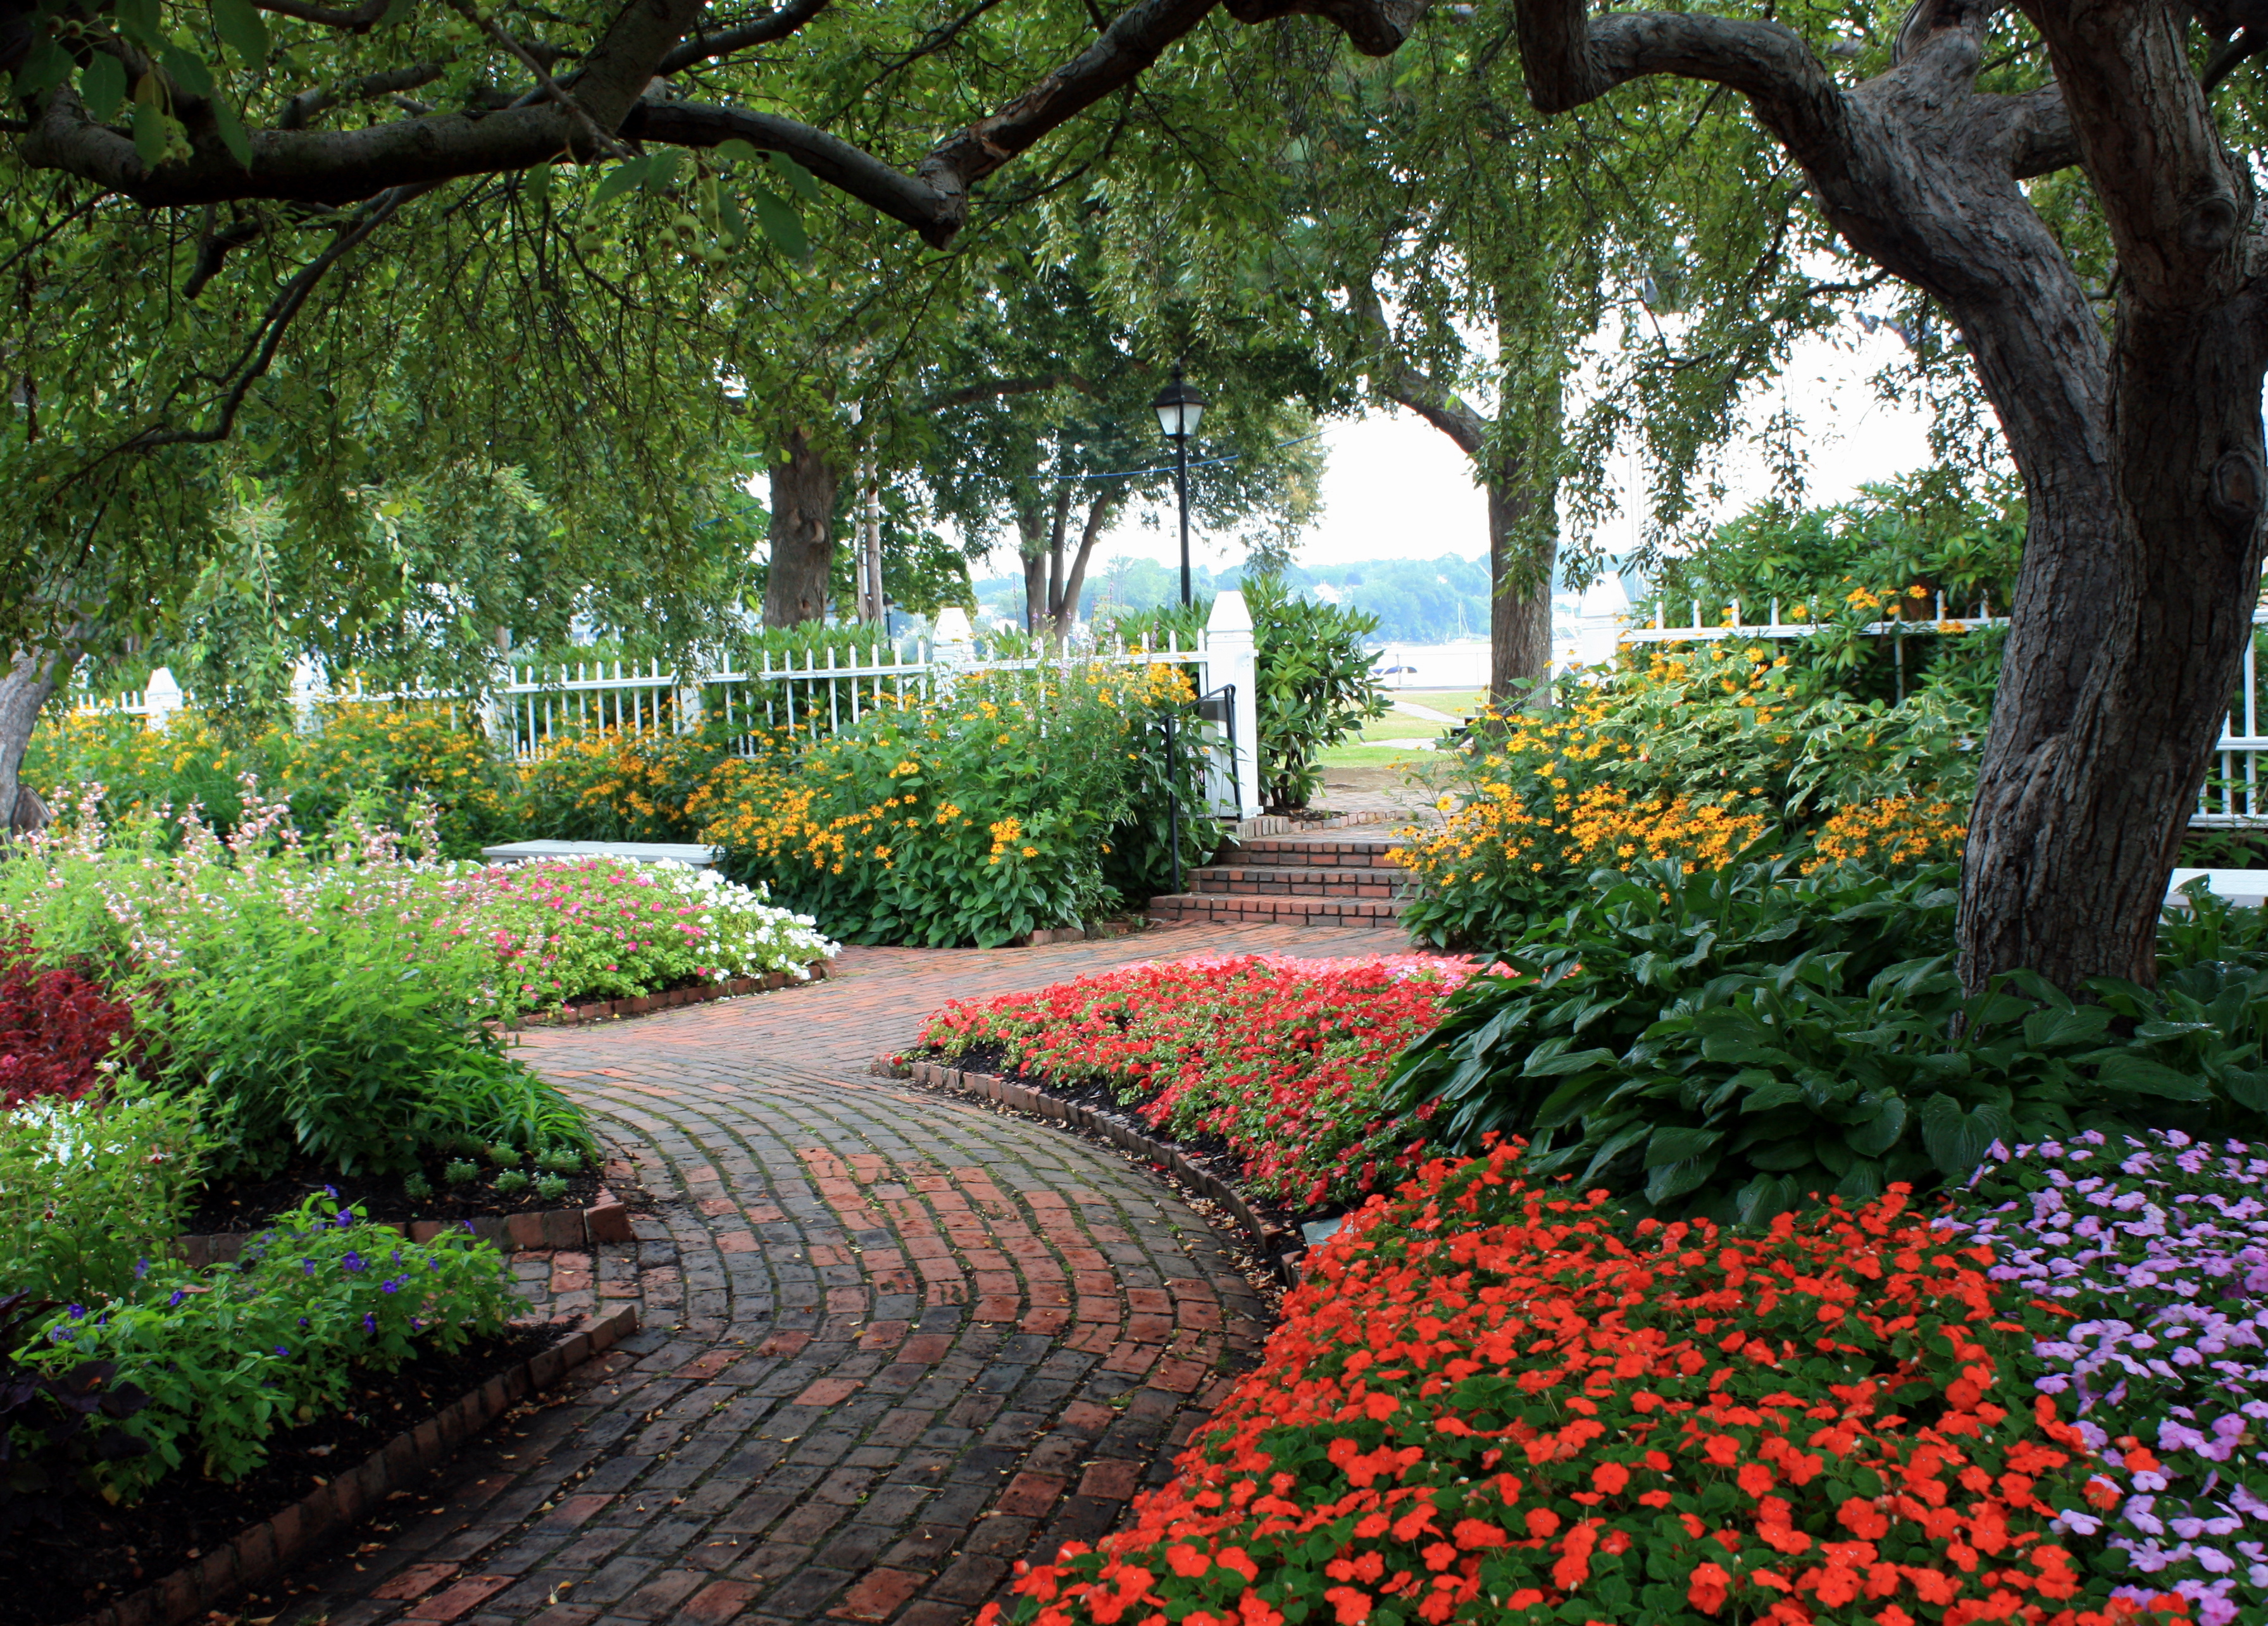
{"left": 1149, "top": 364, "right": 1207, "bottom": 895}
{"left": 1151, "top": 366, "right": 1207, "bottom": 607}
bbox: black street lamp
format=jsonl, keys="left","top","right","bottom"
{"left": 1151, "top": 366, "right": 1207, "bottom": 607}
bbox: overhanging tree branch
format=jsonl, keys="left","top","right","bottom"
{"left": 655, "top": 0, "right": 832, "bottom": 74}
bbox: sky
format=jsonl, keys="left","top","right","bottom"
{"left": 1082, "top": 323, "right": 1941, "bottom": 576}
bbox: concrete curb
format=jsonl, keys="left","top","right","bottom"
{"left": 886, "top": 1058, "right": 1305, "bottom": 1286}
{"left": 68, "top": 1306, "right": 641, "bottom": 1626}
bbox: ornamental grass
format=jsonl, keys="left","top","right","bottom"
{"left": 914, "top": 954, "right": 1478, "bottom": 1207}
{"left": 984, "top": 1144, "right": 2185, "bottom": 1626}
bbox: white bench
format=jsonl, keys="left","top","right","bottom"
{"left": 479, "top": 840, "right": 723, "bottom": 871}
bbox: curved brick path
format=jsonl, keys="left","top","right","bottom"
{"left": 268, "top": 921, "right": 1395, "bottom": 1626}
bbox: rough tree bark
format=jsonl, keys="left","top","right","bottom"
{"left": 0, "top": 640, "right": 77, "bottom": 834}
{"left": 759, "top": 430, "right": 839, "bottom": 627}
{"left": 1509, "top": 0, "right": 2268, "bottom": 992}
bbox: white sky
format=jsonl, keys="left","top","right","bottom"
{"left": 1087, "top": 325, "right": 1939, "bottom": 574}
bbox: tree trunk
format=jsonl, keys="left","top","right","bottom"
{"left": 0, "top": 642, "right": 76, "bottom": 834}
{"left": 1505, "top": 1, "right": 2268, "bottom": 993}
{"left": 1044, "top": 485, "right": 1071, "bottom": 636}
{"left": 760, "top": 431, "right": 838, "bottom": 628}
{"left": 1056, "top": 493, "right": 1114, "bottom": 638}
{"left": 1485, "top": 445, "right": 1559, "bottom": 705}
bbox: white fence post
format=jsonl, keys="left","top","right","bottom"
{"left": 1206, "top": 592, "right": 1262, "bottom": 822}
{"left": 144, "top": 667, "right": 184, "bottom": 731}
{"left": 289, "top": 659, "right": 323, "bottom": 733}
{"left": 932, "top": 607, "right": 976, "bottom": 680}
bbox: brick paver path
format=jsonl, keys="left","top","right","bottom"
{"left": 273, "top": 921, "right": 1399, "bottom": 1626}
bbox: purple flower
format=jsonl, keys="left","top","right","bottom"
{"left": 363, "top": 1311, "right": 377, "bottom": 1333}
{"left": 166, "top": 1289, "right": 185, "bottom": 1307}
{"left": 342, "top": 1250, "right": 366, "bottom": 1272}
{"left": 66, "top": 1304, "right": 85, "bottom": 1319}
{"left": 275, "top": 1345, "right": 290, "bottom": 1356}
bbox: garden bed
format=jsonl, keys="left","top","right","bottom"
{"left": 183, "top": 1155, "right": 610, "bottom": 1234}
{"left": 504, "top": 962, "right": 828, "bottom": 1027}
{"left": 12, "top": 1310, "right": 636, "bottom": 1626}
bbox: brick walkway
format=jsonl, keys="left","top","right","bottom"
{"left": 270, "top": 920, "right": 1400, "bottom": 1626}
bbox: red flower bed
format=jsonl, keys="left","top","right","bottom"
{"left": 914, "top": 954, "right": 1480, "bottom": 1207}
{"left": 0, "top": 923, "right": 138, "bottom": 1108}
{"left": 982, "top": 1145, "right": 2186, "bottom": 1626}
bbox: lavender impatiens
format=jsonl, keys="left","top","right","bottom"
{"left": 1954, "top": 1130, "right": 2268, "bottom": 1625}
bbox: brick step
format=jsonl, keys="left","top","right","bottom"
{"left": 1146, "top": 892, "right": 1409, "bottom": 926}
{"left": 1190, "top": 865, "right": 1413, "bottom": 898}
{"left": 1216, "top": 836, "right": 1406, "bottom": 870}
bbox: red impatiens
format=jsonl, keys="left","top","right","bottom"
{"left": 0, "top": 923, "right": 137, "bottom": 1109}
{"left": 913, "top": 954, "right": 1481, "bottom": 1207}
{"left": 980, "top": 1144, "right": 2189, "bottom": 1626}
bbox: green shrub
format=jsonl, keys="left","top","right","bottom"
{"left": 1, "top": 803, "right": 595, "bottom": 1178}
{"left": 534, "top": 1172, "right": 568, "bottom": 1201}
{"left": 402, "top": 1170, "right": 432, "bottom": 1201}
{"left": 1244, "top": 572, "right": 1388, "bottom": 812}
{"left": 444, "top": 1158, "right": 479, "bottom": 1186}
{"left": 0, "top": 1093, "right": 202, "bottom": 1306}
{"left": 694, "top": 662, "right": 1202, "bottom": 945}
{"left": 494, "top": 1169, "right": 529, "bottom": 1196}
{"left": 1389, "top": 858, "right": 2268, "bottom": 1223}
{"left": 26, "top": 1195, "right": 518, "bottom": 1499}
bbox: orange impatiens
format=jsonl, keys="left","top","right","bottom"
{"left": 982, "top": 1145, "right": 2186, "bottom": 1626}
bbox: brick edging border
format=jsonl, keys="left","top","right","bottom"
{"left": 888, "top": 1059, "right": 1307, "bottom": 1286}
{"left": 70, "top": 1306, "right": 641, "bottom": 1626}
{"left": 503, "top": 961, "right": 830, "bottom": 1030}
{"left": 175, "top": 1188, "right": 635, "bottom": 1267}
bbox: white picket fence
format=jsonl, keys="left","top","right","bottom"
{"left": 84, "top": 600, "right": 1266, "bottom": 822}
{"left": 1621, "top": 599, "right": 2268, "bottom": 829}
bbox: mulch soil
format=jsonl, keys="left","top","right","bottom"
{"left": 919, "top": 1040, "right": 1336, "bottom": 1237}
{"left": 2, "top": 1322, "right": 558, "bottom": 1626}
{"left": 185, "top": 1157, "right": 608, "bottom": 1234}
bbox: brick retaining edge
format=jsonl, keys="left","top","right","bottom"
{"left": 887, "top": 1058, "right": 1308, "bottom": 1287}
{"left": 502, "top": 960, "right": 830, "bottom": 1030}
{"left": 175, "top": 1187, "right": 635, "bottom": 1267}
{"left": 69, "top": 1305, "right": 640, "bottom": 1626}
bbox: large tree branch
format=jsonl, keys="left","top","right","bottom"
{"left": 1511, "top": 1, "right": 1848, "bottom": 169}
{"left": 1348, "top": 281, "right": 1486, "bottom": 456}
{"left": 919, "top": 372, "right": 1097, "bottom": 410}
{"left": 2014, "top": 1, "right": 2253, "bottom": 309}
{"left": 278, "top": 62, "right": 446, "bottom": 129}
{"left": 624, "top": 100, "right": 963, "bottom": 240}
{"left": 14, "top": 0, "right": 1426, "bottom": 242}
{"left": 655, "top": 0, "right": 830, "bottom": 75}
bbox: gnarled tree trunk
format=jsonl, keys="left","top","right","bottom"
{"left": 1487, "top": 462, "right": 1558, "bottom": 704}
{"left": 0, "top": 641, "right": 76, "bottom": 834}
{"left": 761, "top": 430, "right": 839, "bottom": 628}
{"left": 1511, "top": 0, "right": 2268, "bottom": 991}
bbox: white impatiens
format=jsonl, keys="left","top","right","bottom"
{"left": 464, "top": 856, "right": 838, "bottom": 1010}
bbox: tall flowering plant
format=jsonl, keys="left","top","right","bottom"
{"left": 914, "top": 954, "right": 1478, "bottom": 1207}
{"left": 986, "top": 1147, "right": 2185, "bottom": 1626}
{"left": 1953, "top": 1133, "right": 2268, "bottom": 1625}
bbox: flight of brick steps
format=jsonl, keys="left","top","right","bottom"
{"left": 1147, "top": 826, "right": 1412, "bottom": 929}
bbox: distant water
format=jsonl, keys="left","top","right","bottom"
{"left": 1369, "top": 642, "right": 1492, "bottom": 688}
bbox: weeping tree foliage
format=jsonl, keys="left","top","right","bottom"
{"left": 0, "top": 0, "right": 1433, "bottom": 821}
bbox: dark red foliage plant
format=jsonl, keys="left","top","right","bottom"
{"left": 0, "top": 923, "right": 139, "bottom": 1109}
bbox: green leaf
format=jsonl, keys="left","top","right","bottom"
{"left": 1918, "top": 1093, "right": 2009, "bottom": 1179}
{"left": 111, "top": 0, "right": 161, "bottom": 44}
{"left": 1843, "top": 1092, "right": 1909, "bottom": 1157}
{"left": 1644, "top": 1124, "right": 1723, "bottom": 1167}
{"left": 591, "top": 155, "right": 651, "bottom": 206}
{"left": 132, "top": 84, "right": 170, "bottom": 168}
{"left": 80, "top": 53, "right": 129, "bottom": 123}
{"left": 1645, "top": 1152, "right": 1720, "bottom": 1206}
{"left": 642, "top": 148, "right": 684, "bottom": 195}
{"left": 749, "top": 186, "right": 809, "bottom": 258}
{"left": 209, "top": 96, "right": 253, "bottom": 170}
{"left": 2226, "top": 1066, "right": 2268, "bottom": 1113}
{"left": 2083, "top": 1050, "right": 2214, "bottom": 1102}
{"left": 714, "top": 138, "right": 763, "bottom": 166}
{"left": 528, "top": 160, "right": 552, "bottom": 205}
{"left": 11, "top": 36, "right": 72, "bottom": 97}
{"left": 718, "top": 188, "right": 748, "bottom": 249}
{"left": 160, "top": 44, "right": 216, "bottom": 99}
{"left": 768, "top": 151, "right": 823, "bottom": 201}
{"left": 212, "top": 0, "right": 271, "bottom": 64}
